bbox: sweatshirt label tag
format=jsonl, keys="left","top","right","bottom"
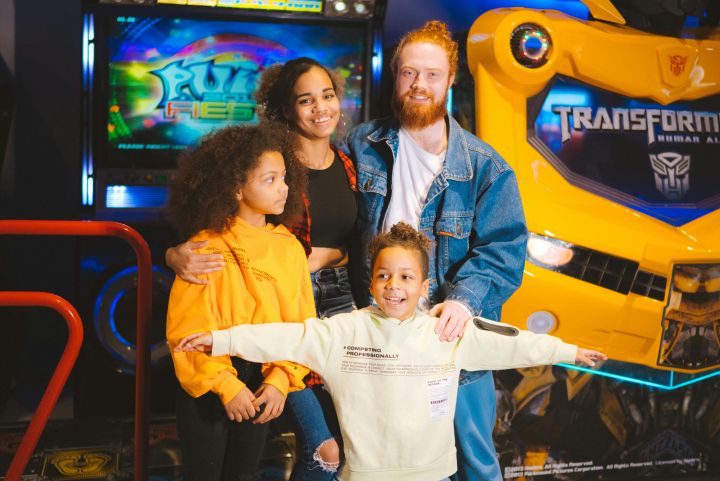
{"left": 427, "top": 377, "right": 451, "bottom": 418}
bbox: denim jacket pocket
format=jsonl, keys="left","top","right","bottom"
{"left": 356, "top": 169, "right": 387, "bottom": 232}
{"left": 357, "top": 169, "right": 387, "bottom": 196}
{"left": 435, "top": 212, "right": 474, "bottom": 279}
{"left": 436, "top": 213, "right": 473, "bottom": 239}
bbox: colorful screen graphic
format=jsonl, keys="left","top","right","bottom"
{"left": 106, "top": 14, "right": 365, "bottom": 166}
{"left": 529, "top": 76, "right": 720, "bottom": 226}
{"left": 216, "top": 0, "right": 324, "bottom": 13}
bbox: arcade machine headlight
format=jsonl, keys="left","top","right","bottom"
{"left": 527, "top": 233, "right": 574, "bottom": 268}
{"left": 659, "top": 264, "right": 720, "bottom": 370}
{"left": 526, "top": 233, "right": 642, "bottom": 296}
{"left": 510, "top": 23, "right": 551, "bottom": 68}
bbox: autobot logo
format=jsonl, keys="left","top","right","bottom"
{"left": 649, "top": 152, "right": 690, "bottom": 200}
{"left": 669, "top": 55, "right": 688, "bottom": 76}
{"left": 151, "top": 60, "right": 258, "bottom": 120}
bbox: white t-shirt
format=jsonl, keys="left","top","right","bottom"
{"left": 382, "top": 128, "right": 445, "bottom": 233}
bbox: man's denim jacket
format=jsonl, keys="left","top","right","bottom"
{"left": 344, "top": 115, "right": 528, "bottom": 331}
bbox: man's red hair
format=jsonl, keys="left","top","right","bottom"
{"left": 391, "top": 20, "right": 458, "bottom": 78}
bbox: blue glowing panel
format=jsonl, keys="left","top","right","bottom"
{"left": 558, "top": 360, "right": 720, "bottom": 390}
{"left": 105, "top": 185, "right": 169, "bottom": 209}
{"left": 471, "top": 0, "right": 589, "bottom": 20}
{"left": 529, "top": 76, "right": 720, "bottom": 226}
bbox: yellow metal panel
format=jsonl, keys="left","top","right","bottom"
{"left": 468, "top": 8, "right": 720, "bottom": 374}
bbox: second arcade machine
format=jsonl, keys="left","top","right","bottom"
{"left": 76, "top": 0, "right": 386, "bottom": 418}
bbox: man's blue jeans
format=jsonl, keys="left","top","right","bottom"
{"left": 451, "top": 371, "right": 502, "bottom": 481}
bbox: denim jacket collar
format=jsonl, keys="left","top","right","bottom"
{"left": 366, "top": 116, "right": 473, "bottom": 181}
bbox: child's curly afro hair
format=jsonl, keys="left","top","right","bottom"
{"left": 368, "top": 222, "right": 433, "bottom": 280}
{"left": 168, "top": 122, "right": 306, "bottom": 239}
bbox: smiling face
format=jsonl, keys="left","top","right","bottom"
{"left": 392, "top": 42, "right": 453, "bottom": 130}
{"left": 287, "top": 66, "right": 341, "bottom": 141}
{"left": 236, "top": 150, "right": 288, "bottom": 226}
{"left": 370, "top": 246, "right": 430, "bottom": 321}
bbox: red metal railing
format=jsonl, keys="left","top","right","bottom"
{"left": 0, "top": 292, "right": 83, "bottom": 481}
{"left": 0, "top": 220, "right": 152, "bottom": 481}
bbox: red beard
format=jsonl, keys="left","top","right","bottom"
{"left": 392, "top": 88, "right": 447, "bottom": 130}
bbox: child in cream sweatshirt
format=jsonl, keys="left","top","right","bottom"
{"left": 174, "top": 223, "right": 606, "bottom": 481}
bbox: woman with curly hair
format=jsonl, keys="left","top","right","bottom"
{"left": 165, "top": 123, "right": 315, "bottom": 481}
{"left": 166, "top": 57, "right": 357, "bottom": 479}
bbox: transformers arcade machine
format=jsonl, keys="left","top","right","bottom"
{"left": 467, "top": 0, "right": 720, "bottom": 479}
{"left": 77, "top": 0, "right": 386, "bottom": 417}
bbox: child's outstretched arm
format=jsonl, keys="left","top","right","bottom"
{"left": 575, "top": 347, "right": 607, "bottom": 367}
{"left": 175, "top": 331, "right": 213, "bottom": 352}
{"left": 458, "top": 317, "right": 608, "bottom": 370}
{"left": 175, "top": 315, "right": 340, "bottom": 376}
{"left": 174, "top": 332, "right": 288, "bottom": 424}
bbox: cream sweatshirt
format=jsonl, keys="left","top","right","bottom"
{"left": 211, "top": 307, "right": 577, "bottom": 481}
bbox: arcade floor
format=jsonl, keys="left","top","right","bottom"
{"left": 0, "top": 388, "right": 717, "bottom": 481}
{"left": 1, "top": 416, "right": 718, "bottom": 481}
{"left": 0, "top": 417, "right": 294, "bottom": 480}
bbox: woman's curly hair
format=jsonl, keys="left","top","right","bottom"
{"left": 255, "top": 57, "right": 345, "bottom": 123}
{"left": 168, "top": 123, "right": 306, "bottom": 239}
{"left": 368, "top": 222, "right": 433, "bottom": 280}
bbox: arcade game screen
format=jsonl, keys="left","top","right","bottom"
{"left": 104, "top": 14, "right": 366, "bottom": 167}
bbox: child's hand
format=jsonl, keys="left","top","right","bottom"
{"left": 251, "top": 384, "right": 286, "bottom": 424}
{"left": 576, "top": 348, "right": 608, "bottom": 367}
{"left": 224, "top": 387, "right": 257, "bottom": 422}
{"left": 174, "top": 332, "right": 213, "bottom": 352}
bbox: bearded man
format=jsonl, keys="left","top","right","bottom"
{"left": 345, "top": 21, "right": 528, "bottom": 481}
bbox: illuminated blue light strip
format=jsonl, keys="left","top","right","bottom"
{"left": 81, "top": 13, "right": 95, "bottom": 206}
{"left": 670, "top": 369, "right": 720, "bottom": 389}
{"left": 82, "top": 16, "right": 88, "bottom": 89}
{"left": 556, "top": 363, "right": 720, "bottom": 390}
{"left": 446, "top": 87, "right": 453, "bottom": 115}
{"left": 106, "top": 185, "right": 170, "bottom": 209}
{"left": 81, "top": 161, "right": 88, "bottom": 207}
{"left": 372, "top": 51, "right": 382, "bottom": 78}
{"left": 371, "top": 28, "right": 383, "bottom": 104}
{"left": 87, "top": 168, "right": 94, "bottom": 204}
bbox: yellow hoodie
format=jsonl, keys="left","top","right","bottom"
{"left": 166, "top": 217, "right": 315, "bottom": 405}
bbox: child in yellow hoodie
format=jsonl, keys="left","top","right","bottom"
{"left": 165, "top": 123, "right": 315, "bottom": 481}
